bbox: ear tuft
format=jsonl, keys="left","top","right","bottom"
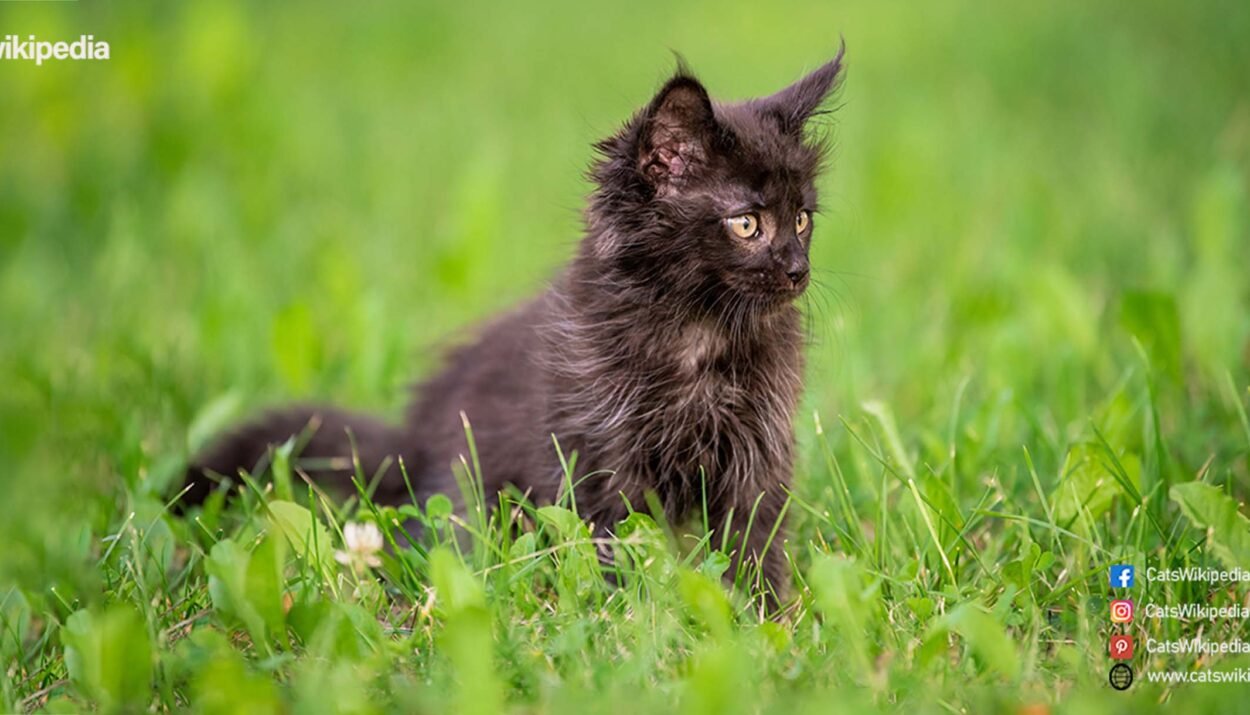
{"left": 755, "top": 42, "right": 846, "bottom": 136}
{"left": 638, "top": 74, "right": 716, "bottom": 188}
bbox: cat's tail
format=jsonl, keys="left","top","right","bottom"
{"left": 179, "top": 405, "right": 412, "bottom": 509}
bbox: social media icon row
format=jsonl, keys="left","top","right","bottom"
{"left": 1109, "top": 566, "right": 1135, "bottom": 690}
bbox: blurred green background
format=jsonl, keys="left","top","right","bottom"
{"left": 1, "top": 0, "right": 1248, "bottom": 673}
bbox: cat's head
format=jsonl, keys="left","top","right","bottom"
{"left": 587, "top": 47, "right": 844, "bottom": 310}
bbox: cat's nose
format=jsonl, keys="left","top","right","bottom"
{"left": 786, "top": 265, "right": 809, "bottom": 286}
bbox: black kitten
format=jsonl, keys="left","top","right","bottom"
{"left": 186, "top": 50, "right": 845, "bottom": 606}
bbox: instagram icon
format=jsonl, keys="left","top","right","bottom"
{"left": 1110, "top": 599, "right": 1134, "bottom": 624}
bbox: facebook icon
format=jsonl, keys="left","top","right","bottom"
{"left": 1110, "top": 565, "right": 1135, "bottom": 589}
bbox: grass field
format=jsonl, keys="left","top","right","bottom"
{"left": 2, "top": 0, "right": 1250, "bottom": 712}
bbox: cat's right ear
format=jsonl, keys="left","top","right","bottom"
{"left": 755, "top": 44, "right": 846, "bottom": 136}
{"left": 636, "top": 73, "right": 717, "bottom": 190}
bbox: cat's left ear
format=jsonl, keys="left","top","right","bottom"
{"left": 637, "top": 71, "right": 717, "bottom": 189}
{"left": 756, "top": 43, "right": 846, "bottom": 136}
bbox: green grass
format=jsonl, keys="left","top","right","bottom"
{"left": 2, "top": 0, "right": 1250, "bottom": 712}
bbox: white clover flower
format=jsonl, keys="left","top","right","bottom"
{"left": 335, "top": 521, "right": 384, "bottom": 570}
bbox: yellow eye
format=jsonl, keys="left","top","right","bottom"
{"left": 726, "top": 213, "right": 759, "bottom": 239}
{"left": 795, "top": 210, "right": 811, "bottom": 233}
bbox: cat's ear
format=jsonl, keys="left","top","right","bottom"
{"left": 756, "top": 44, "right": 846, "bottom": 136}
{"left": 637, "top": 72, "right": 717, "bottom": 188}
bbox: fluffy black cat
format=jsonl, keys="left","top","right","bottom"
{"left": 185, "top": 49, "right": 845, "bottom": 606}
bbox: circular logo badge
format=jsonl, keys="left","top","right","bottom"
{"left": 1109, "top": 663, "right": 1134, "bottom": 691}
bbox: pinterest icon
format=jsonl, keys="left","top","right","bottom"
{"left": 1109, "top": 635, "right": 1134, "bottom": 660}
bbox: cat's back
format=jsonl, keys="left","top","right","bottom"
{"left": 405, "top": 294, "right": 559, "bottom": 499}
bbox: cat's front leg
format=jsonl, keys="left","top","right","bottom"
{"left": 579, "top": 495, "right": 638, "bottom": 584}
{"left": 716, "top": 486, "right": 791, "bottom": 614}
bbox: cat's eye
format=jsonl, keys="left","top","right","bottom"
{"left": 726, "top": 213, "right": 760, "bottom": 239}
{"left": 795, "top": 210, "right": 811, "bottom": 234}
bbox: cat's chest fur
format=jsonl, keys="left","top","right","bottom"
{"left": 548, "top": 307, "right": 803, "bottom": 516}
{"left": 654, "top": 320, "right": 800, "bottom": 464}
{"left": 658, "top": 323, "right": 776, "bottom": 435}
